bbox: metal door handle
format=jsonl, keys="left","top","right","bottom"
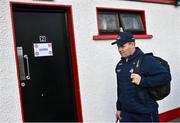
{"left": 24, "top": 54, "right": 30, "bottom": 80}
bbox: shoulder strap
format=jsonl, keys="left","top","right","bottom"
{"left": 133, "top": 55, "right": 144, "bottom": 74}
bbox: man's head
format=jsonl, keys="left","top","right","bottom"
{"left": 112, "top": 32, "right": 135, "bottom": 46}
{"left": 112, "top": 32, "right": 136, "bottom": 58}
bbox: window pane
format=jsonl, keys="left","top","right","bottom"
{"left": 120, "top": 13, "right": 144, "bottom": 33}
{"left": 98, "top": 12, "right": 120, "bottom": 34}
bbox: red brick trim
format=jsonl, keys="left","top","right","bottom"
{"left": 160, "top": 107, "right": 180, "bottom": 122}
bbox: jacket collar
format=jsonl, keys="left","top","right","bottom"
{"left": 121, "top": 47, "right": 144, "bottom": 62}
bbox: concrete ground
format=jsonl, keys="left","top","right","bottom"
{"left": 168, "top": 118, "right": 180, "bottom": 122}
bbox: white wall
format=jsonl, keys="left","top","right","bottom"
{"left": 0, "top": 0, "right": 179, "bottom": 122}
{"left": 178, "top": 6, "right": 180, "bottom": 108}
{"left": 70, "top": 0, "right": 180, "bottom": 121}
{"left": 0, "top": 0, "right": 22, "bottom": 122}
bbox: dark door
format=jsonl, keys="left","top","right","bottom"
{"left": 12, "top": 4, "right": 78, "bottom": 122}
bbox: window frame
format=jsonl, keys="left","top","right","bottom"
{"left": 93, "top": 7, "right": 153, "bottom": 40}
{"left": 131, "top": 0, "right": 175, "bottom": 5}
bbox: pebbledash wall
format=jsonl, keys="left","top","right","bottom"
{"left": 0, "top": 0, "right": 179, "bottom": 122}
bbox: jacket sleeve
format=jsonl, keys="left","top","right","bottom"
{"left": 115, "top": 63, "right": 122, "bottom": 111}
{"left": 139, "top": 55, "right": 171, "bottom": 87}
{"left": 116, "top": 83, "right": 122, "bottom": 111}
{"left": 116, "top": 80, "right": 121, "bottom": 111}
{"left": 116, "top": 100, "right": 122, "bottom": 111}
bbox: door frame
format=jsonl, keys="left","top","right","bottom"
{"left": 10, "top": 1, "right": 83, "bottom": 122}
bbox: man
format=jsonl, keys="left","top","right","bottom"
{"left": 112, "top": 32, "right": 171, "bottom": 122}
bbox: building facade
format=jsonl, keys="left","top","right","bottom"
{"left": 0, "top": 0, "right": 179, "bottom": 122}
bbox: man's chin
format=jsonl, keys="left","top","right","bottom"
{"left": 121, "top": 54, "right": 126, "bottom": 58}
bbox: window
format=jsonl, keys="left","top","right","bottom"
{"left": 120, "top": 13, "right": 144, "bottom": 34}
{"left": 97, "top": 9, "right": 146, "bottom": 35}
{"left": 98, "top": 12, "right": 120, "bottom": 34}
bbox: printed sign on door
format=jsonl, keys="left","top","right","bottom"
{"left": 33, "top": 43, "right": 53, "bottom": 57}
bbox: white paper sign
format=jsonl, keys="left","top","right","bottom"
{"left": 33, "top": 43, "right": 53, "bottom": 57}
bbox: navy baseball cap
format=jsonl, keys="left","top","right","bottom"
{"left": 111, "top": 32, "right": 135, "bottom": 45}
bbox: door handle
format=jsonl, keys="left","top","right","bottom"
{"left": 17, "top": 47, "right": 26, "bottom": 81}
{"left": 24, "top": 54, "right": 30, "bottom": 80}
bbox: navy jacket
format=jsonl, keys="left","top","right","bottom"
{"left": 116, "top": 47, "right": 171, "bottom": 114}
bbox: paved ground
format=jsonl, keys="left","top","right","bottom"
{"left": 168, "top": 118, "right": 180, "bottom": 122}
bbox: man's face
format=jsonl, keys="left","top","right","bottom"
{"left": 118, "top": 42, "right": 135, "bottom": 58}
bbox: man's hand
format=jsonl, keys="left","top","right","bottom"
{"left": 115, "top": 111, "right": 121, "bottom": 120}
{"left": 131, "top": 73, "right": 141, "bottom": 85}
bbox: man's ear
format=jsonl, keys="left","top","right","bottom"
{"left": 129, "top": 42, "right": 135, "bottom": 46}
{"left": 133, "top": 42, "right": 136, "bottom": 46}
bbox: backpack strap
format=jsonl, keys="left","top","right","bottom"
{"left": 133, "top": 53, "right": 153, "bottom": 74}
{"left": 133, "top": 55, "right": 144, "bottom": 74}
